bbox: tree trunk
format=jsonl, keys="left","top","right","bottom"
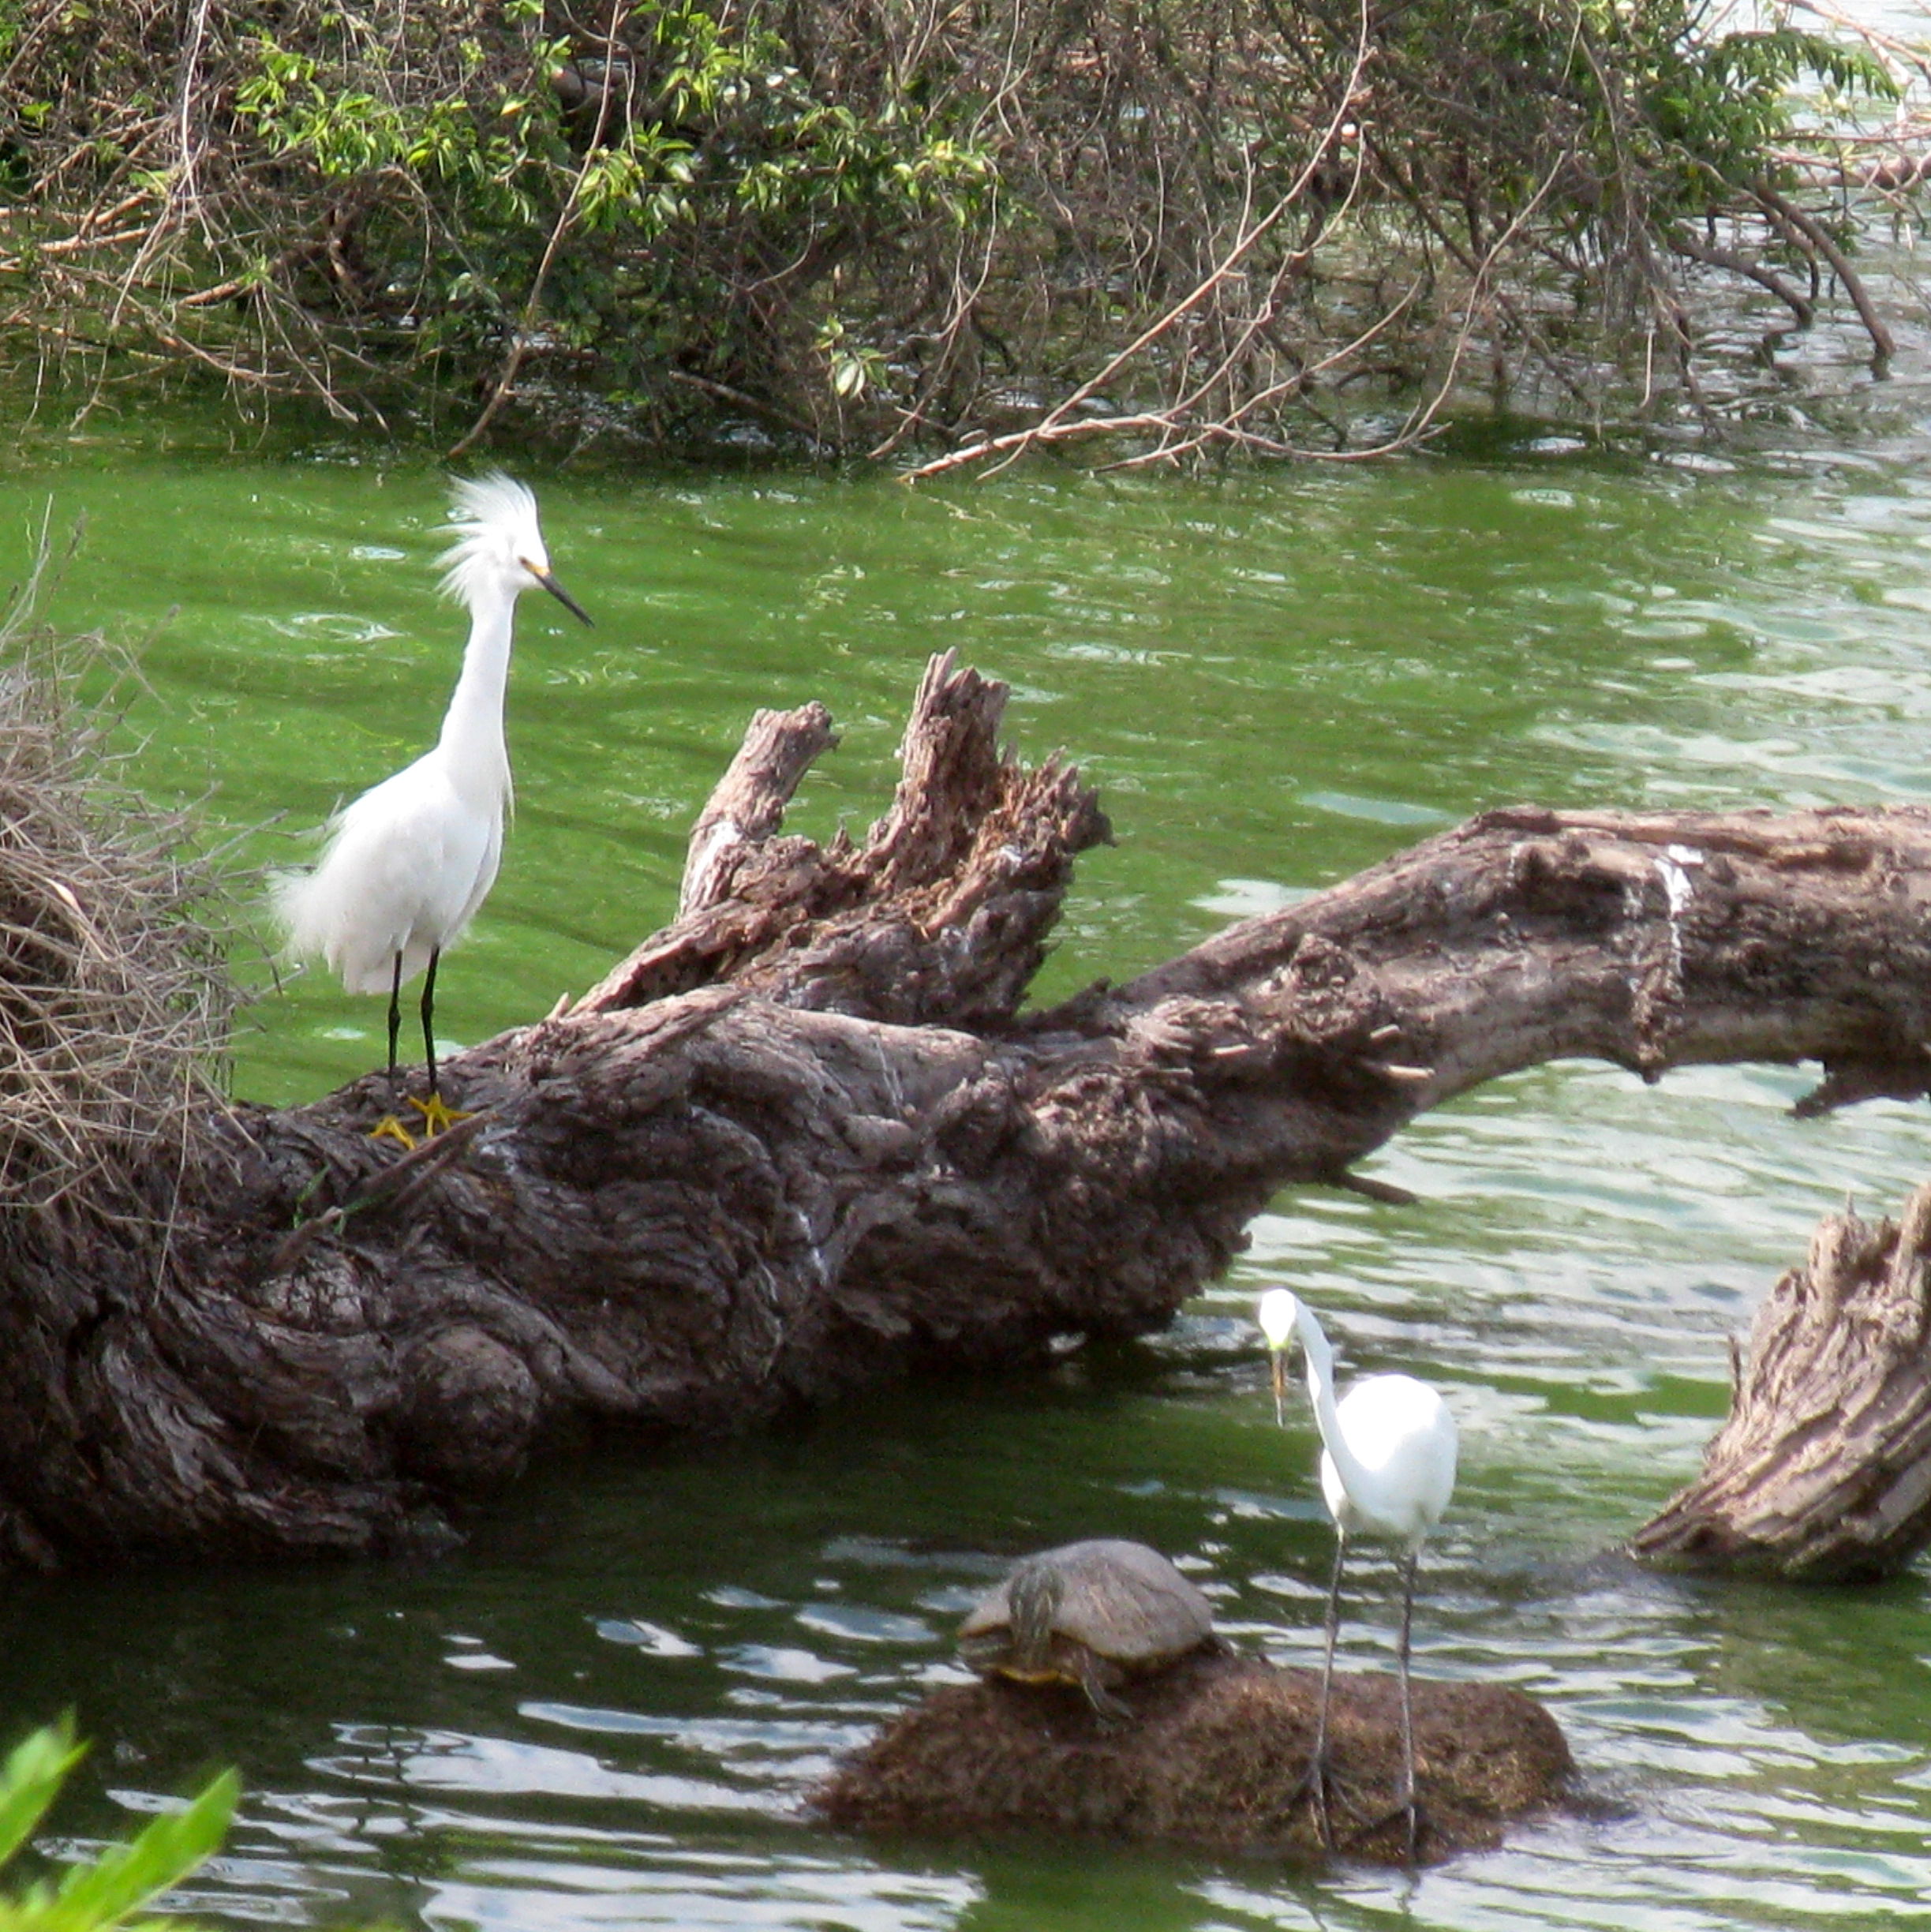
{"left": 1630, "top": 1184, "right": 1931, "bottom": 1582}
{"left": 9, "top": 650, "right": 1931, "bottom": 1571}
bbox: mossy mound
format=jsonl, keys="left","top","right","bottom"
{"left": 813, "top": 1649, "right": 1571, "bottom": 1866}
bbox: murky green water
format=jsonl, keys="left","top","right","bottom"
{"left": 6, "top": 417, "right": 1931, "bottom": 1929}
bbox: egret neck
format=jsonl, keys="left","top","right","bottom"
{"left": 436, "top": 590, "right": 515, "bottom": 813}
{"left": 1290, "top": 1301, "right": 1380, "bottom": 1518}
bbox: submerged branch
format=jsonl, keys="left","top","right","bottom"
{"left": 1750, "top": 179, "right": 1895, "bottom": 366}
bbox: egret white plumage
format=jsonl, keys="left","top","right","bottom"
{"left": 274, "top": 473, "right": 590, "bottom": 1143}
{"left": 1256, "top": 1285, "right": 1457, "bottom": 1862}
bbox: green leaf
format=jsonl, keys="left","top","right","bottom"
{"left": 0, "top": 1721, "right": 84, "bottom": 1873}
{"left": 44, "top": 1769, "right": 238, "bottom": 1932}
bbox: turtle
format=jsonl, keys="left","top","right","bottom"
{"left": 956, "top": 1537, "right": 1217, "bottom": 1720}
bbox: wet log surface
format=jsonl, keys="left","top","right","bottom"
{"left": 811, "top": 1650, "right": 1574, "bottom": 1864}
{"left": 9, "top": 651, "right": 1931, "bottom": 1567}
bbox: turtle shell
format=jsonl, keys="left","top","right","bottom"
{"left": 958, "top": 1537, "right": 1214, "bottom": 1680}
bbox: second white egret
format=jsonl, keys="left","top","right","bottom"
{"left": 275, "top": 473, "right": 591, "bottom": 1143}
{"left": 1257, "top": 1285, "right": 1458, "bottom": 1862}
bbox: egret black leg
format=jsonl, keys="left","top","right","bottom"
{"left": 1338, "top": 1548, "right": 1436, "bottom": 1863}
{"left": 401, "top": 948, "right": 467, "bottom": 1139}
{"left": 421, "top": 946, "right": 441, "bottom": 1095}
{"left": 364, "top": 951, "right": 420, "bottom": 1149}
{"left": 385, "top": 952, "right": 403, "bottom": 1080}
{"left": 1301, "top": 1529, "right": 1349, "bottom": 1848}
{"left": 1395, "top": 1548, "right": 1420, "bottom": 1864}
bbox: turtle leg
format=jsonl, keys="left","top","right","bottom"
{"left": 1073, "top": 1651, "right": 1134, "bottom": 1726}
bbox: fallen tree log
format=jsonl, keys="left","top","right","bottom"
{"left": 8, "top": 650, "right": 1931, "bottom": 1571}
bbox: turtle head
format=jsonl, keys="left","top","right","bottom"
{"left": 1006, "top": 1556, "right": 1067, "bottom": 1674}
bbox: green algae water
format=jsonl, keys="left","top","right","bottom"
{"left": 5, "top": 425, "right": 1931, "bottom": 1928}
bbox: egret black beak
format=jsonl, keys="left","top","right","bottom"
{"left": 536, "top": 567, "right": 593, "bottom": 627}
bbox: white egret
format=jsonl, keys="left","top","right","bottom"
{"left": 274, "top": 473, "right": 591, "bottom": 1144}
{"left": 1256, "top": 1285, "right": 1457, "bottom": 1862}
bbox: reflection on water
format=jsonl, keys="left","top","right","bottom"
{"left": 4, "top": 431, "right": 1931, "bottom": 1927}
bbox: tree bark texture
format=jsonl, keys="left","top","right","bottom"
{"left": 9, "top": 650, "right": 1931, "bottom": 1570}
{"left": 1630, "top": 1183, "right": 1931, "bottom": 1582}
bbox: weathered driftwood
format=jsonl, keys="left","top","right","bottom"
{"left": 9, "top": 650, "right": 1931, "bottom": 1569}
{"left": 1630, "top": 1182, "right": 1931, "bottom": 1582}
{"left": 812, "top": 1650, "right": 1573, "bottom": 1864}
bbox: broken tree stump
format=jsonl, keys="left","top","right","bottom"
{"left": 811, "top": 1650, "right": 1573, "bottom": 1864}
{"left": 1631, "top": 1181, "right": 1931, "bottom": 1581}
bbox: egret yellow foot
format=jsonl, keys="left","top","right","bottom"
{"left": 408, "top": 1092, "right": 472, "bottom": 1137}
{"left": 369, "top": 1114, "right": 418, "bottom": 1151}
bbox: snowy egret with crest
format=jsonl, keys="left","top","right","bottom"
{"left": 1256, "top": 1285, "right": 1457, "bottom": 1863}
{"left": 274, "top": 473, "right": 591, "bottom": 1146}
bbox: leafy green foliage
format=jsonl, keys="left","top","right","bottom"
{"left": 0, "top": 0, "right": 1907, "bottom": 452}
{"left": 1621, "top": 14, "right": 1895, "bottom": 198}
{"left": 1372, "top": 0, "right": 1896, "bottom": 220}
{"left": 219, "top": 0, "right": 994, "bottom": 410}
{"left": 0, "top": 1720, "right": 236, "bottom": 1932}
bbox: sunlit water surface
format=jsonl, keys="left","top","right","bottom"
{"left": 5, "top": 421, "right": 1931, "bottom": 1930}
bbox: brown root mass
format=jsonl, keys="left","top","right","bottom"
{"left": 811, "top": 1651, "right": 1572, "bottom": 1865}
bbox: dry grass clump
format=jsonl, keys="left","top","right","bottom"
{"left": 0, "top": 521, "right": 233, "bottom": 1219}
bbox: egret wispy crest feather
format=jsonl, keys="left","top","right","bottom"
{"left": 438, "top": 471, "right": 545, "bottom": 609}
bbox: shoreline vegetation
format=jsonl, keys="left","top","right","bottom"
{"left": 1, "top": 0, "right": 1927, "bottom": 466}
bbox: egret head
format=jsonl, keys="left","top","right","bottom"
{"left": 1256, "top": 1286, "right": 1301, "bottom": 1422}
{"left": 440, "top": 471, "right": 592, "bottom": 625}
